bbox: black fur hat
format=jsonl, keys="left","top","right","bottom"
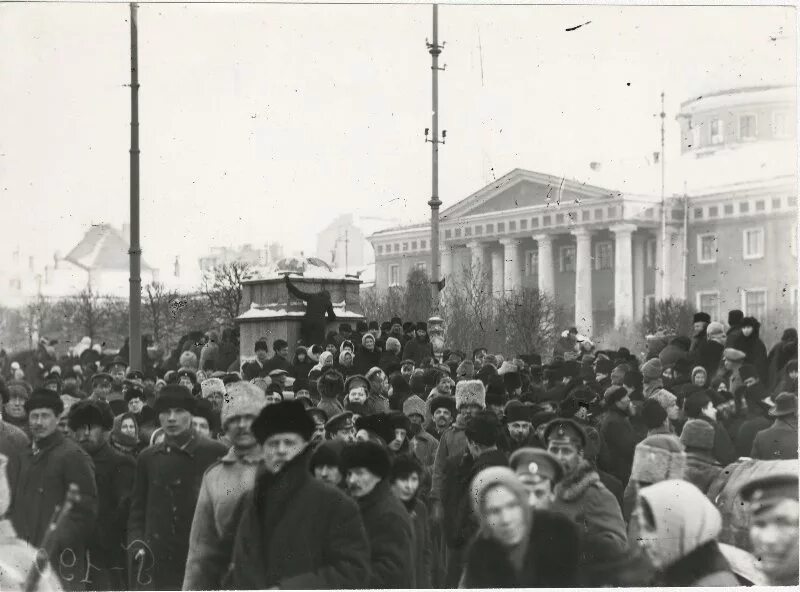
{"left": 67, "top": 399, "right": 114, "bottom": 431}
{"left": 25, "top": 388, "right": 64, "bottom": 416}
{"left": 153, "top": 385, "right": 196, "bottom": 416}
{"left": 252, "top": 399, "right": 314, "bottom": 444}
{"left": 341, "top": 441, "right": 391, "bottom": 479}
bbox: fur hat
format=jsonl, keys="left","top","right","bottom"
{"left": 415, "top": 321, "right": 428, "bottom": 332}
{"left": 25, "top": 388, "right": 64, "bottom": 416}
{"left": 706, "top": 322, "right": 725, "bottom": 340}
{"left": 641, "top": 358, "right": 663, "bottom": 381}
{"left": 124, "top": 386, "right": 146, "bottom": 403}
{"left": 355, "top": 413, "right": 395, "bottom": 445}
{"left": 693, "top": 312, "right": 711, "bottom": 324}
{"left": 179, "top": 351, "right": 198, "bottom": 371}
{"left": 641, "top": 398, "right": 667, "bottom": 429}
{"left": 402, "top": 394, "right": 427, "bottom": 420}
{"left": 389, "top": 411, "right": 411, "bottom": 433}
{"left": 649, "top": 388, "right": 677, "bottom": 411}
{"left": 728, "top": 309, "right": 744, "bottom": 327}
{"left": 6, "top": 380, "right": 32, "bottom": 400}
{"left": 630, "top": 434, "right": 686, "bottom": 484}
{"left": 318, "top": 369, "right": 345, "bottom": 400}
{"left": 428, "top": 395, "right": 456, "bottom": 417}
{"left": 503, "top": 372, "right": 522, "bottom": 392}
{"left": 221, "top": 381, "right": 266, "bottom": 427}
{"left": 340, "top": 441, "right": 391, "bottom": 479}
{"left": 361, "top": 332, "right": 376, "bottom": 347}
{"left": 345, "top": 375, "right": 370, "bottom": 394}
{"left": 595, "top": 357, "right": 615, "bottom": 376}
{"left": 391, "top": 453, "right": 423, "bottom": 481}
{"left": 465, "top": 411, "right": 501, "bottom": 447}
{"left": 153, "top": 385, "right": 196, "bottom": 415}
{"left": 385, "top": 337, "right": 402, "bottom": 354}
{"left": 680, "top": 419, "right": 715, "bottom": 451}
{"left": 67, "top": 399, "right": 114, "bottom": 431}
{"left": 505, "top": 401, "right": 533, "bottom": 423}
{"left": 201, "top": 377, "right": 225, "bottom": 399}
{"left": 252, "top": 399, "right": 314, "bottom": 444}
{"left": 455, "top": 380, "right": 486, "bottom": 410}
{"left": 470, "top": 466, "right": 530, "bottom": 520}
{"left": 603, "top": 386, "right": 628, "bottom": 406}
{"left": 309, "top": 439, "right": 345, "bottom": 472}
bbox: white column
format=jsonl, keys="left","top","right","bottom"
{"left": 572, "top": 228, "right": 594, "bottom": 336}
{"left": 632, "top": 233, "right": 646, "bottom": 321}
{"left": 500, "top": 238, "right": 521, "bottom": 292}
{"left": 611, "top": 223, "right": 636, "bottom": 328}
{"left": 467, "top": 240, "right": 485, "bottom": 278}
{"left": 491, "top": 248, "right": 504, "bottom": 296}
{"left": 440, "top": 245, "right": 453, "bottom": 279}
{"left": 533, "top": 233, "right": 554, "bottom": 295}
{"left": 655, "top": 227, "right": 677, "bottom": 301}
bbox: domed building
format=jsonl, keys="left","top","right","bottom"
{"left": 368, "top": 84, "right": 797, "bottom": 342}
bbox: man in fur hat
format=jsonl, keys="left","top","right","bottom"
{"left": 430, "top": 380, "right": 485, "bottom": 524}
{"left": 504, "top": 401, "right": 538, "bottom": 451}
{"left": 342, "top": 441, "right": 415, "bottom": 588}
{"left": 403, "top": 395, "right": 439, "bottom": 470}
{"left": 183, "top": 382, "right": 267, "bottom": 590}
{"left": 690, "top": 311, "right": 712, "bottom": 353}
{"left": 12, "top": 389, "right": 98, "bottom": 591}
{"left": 545, "top": 418, "right": 627, "bottom": 553}
{"left": 389, "top": 454, "right": 433, "bottom": 588}
{"left": 68, "top": 400, "right": 135, "bottom": 591}
{"left": 127, "top": 385, "right": 227, "bottom": 591}
{"left": 316, "top": 368, "right": 345, "bottom": 418}
{"left": 230, "top": 400, "right": 370, "bottom": 589}
{"left": 426, "top": 395, "right": 456, "bottom": 441}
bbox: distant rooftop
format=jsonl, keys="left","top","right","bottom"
{"left": 64, "top": 224, "right": 152, "bottom": 271}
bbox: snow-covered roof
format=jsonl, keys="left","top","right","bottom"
{"left": 680, "top": 85, "right": 795, "bottom": 115}
{"left": 237, "top": 300, "right": 364, "bottom": 321}
{"left": 64, "top": 224, "right": 152, "bottom": 271}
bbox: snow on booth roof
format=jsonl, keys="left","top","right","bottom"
{"left": 247, "top": 256, "right": 362, "bottom": 281}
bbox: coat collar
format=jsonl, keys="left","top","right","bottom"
{"left": 556, "top": 460, "right": 601, "bottom": 502}
{"left": 155, "top": 431, "right": 200, "bottom": 457}
{"left": 356, "top": 478, "right": 392, "bottom": 512}
{"left": 220, "top": 445, "right": 264, "bottom": 465}
{"left": 31, "top": 430, "right": 64, "bottom": 456}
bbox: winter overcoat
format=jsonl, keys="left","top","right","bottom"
{"left": 550, "top": 460, "right": 627, "bottom": 553}
{"left": 598, "top": 407, "right": 637, "bottom": 485}
{"left": 460, "top": 509, "right": 580, "bottom": 588}
{"left": 127, "top": 434, "right": 227, "bottom": 591}
{"left": 0, "top": 420, "right": 29, "bottom": 504}
{"left": 11, "top": 431, "right": 98, "bottom": 591}
{"left": 87, "top": 441, "right": 135, "bottom": 572}
{"left": 230, "top": 446, "right": 370, "bottom": 590}
{"left": 356, "top": 479, "right": 415, "bottom": 589}
{"left": 735, "top": 415, "right": 771, "bottom": 458}
{"left": 408, "top": 499, "right": 432, "bottom": 588}
{"left": 402, "top": 339, "right": 434, "bottom": 367}
{"left": 683, "top": 452, "right": 723, "bottom": 495}
{"left": 183, "top": 447, "right": 263, "bottom": 590}
{"left": 750, "top": 418, "right": 798, "bottom": 460}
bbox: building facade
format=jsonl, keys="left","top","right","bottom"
{"left": 368, "top": 85, "right": 797, "bottom": 340}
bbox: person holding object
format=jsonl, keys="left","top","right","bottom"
{"left": 283, "top": 274, "right": 337, "bottom": 346}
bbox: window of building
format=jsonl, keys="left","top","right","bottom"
{"left": 542, "top": 216, "right": 551, "bottom": 227}
{"left": 739, "top": 201, "right": 750, "bottom": 214}
{"left": 497, "top": 222, "right": 505, "bottom": 233}
{"left": 415, "top": 262, "right": 427, "bottom": 273}
{"left": 486, "top": 224, "right": 494, "bottom": 234}
{"left": 773, "top": 110, "right": 790, "bottom": 139}
{"left": 594, "top": 209, "right": 603, "bottom": 220}
{"left": 724, "top": 204, "right": 734, "bottom": 215}
{"left": 411, "top": 241, "right": 417, "bottom": 250}
{"left": 475, "top": 225, "right": 483, "bottom": 235}
{"left": 377, "top": 245, "right": 383, "bottom": 254}
{"left": 555, "top": 214, "right": 564, "bottom": 225}
{"left": 464, "top": 227, "right": 472, "bottom": 237}
{"left": 743, "top": 228, "right": 764, "bottom": 260}
{"left": 525, "top": 250, "right": 538, "bottom": 277}
{"left": 582, "top": 210, "right": 591, "bottom": 221}
{"left": 531, "top": 218, "right": 539, "bottom": 228}
{"left": 454, "top": 228, "right": 461, "bottom": 238}
{"left": 709, "top": 205, "right": 718, "bottom": 217}
{"left": 772, "top": 197, "right": 781, "bottom": 210}
{"left": 445, "top": 230, "right": 452, "bottom": 239}
{"left": 710, "top": 119, "right": 724, "bottom": 144}
{"left": 509, "top": 221, "right": 516, "bottom": 232}
{"left": 742, "top": 288, "right": 767, "bottom": 320}
{"left": 519, "top": 219, "right": 528, "bottom": 230}
{"left": 394, "top": 243, "right": 400, "bottom": 252}
{"left": 755, "top": 200, "right": 765, "bottom": 212}
{"left": 697, "top": 233, "right": 717, "bottom": 264}
{"left": 696, "top": 291, "right": 720, "bottom": 320}
{"left": 645, "top": 239, "right": 656, "bottom": 268}
{"left": 389, "top": 265, "right": 400, "bottom": 286}
{"left": 693, "top": 207, "right": 703, "bottom": 219}
{"left": 608, "top": 206, "right": 617, "bottom": 219}
{"left": 559, "top": 246, "right": 576, "bottom": 272}
{"left": 420, "top": 240, "right": 426, "bottom": 249}
{"left": 739, "top": 114, "right": 757, "bottom": 140}
{"left": 403, "top": 242, "right": 409, "bottom": 252}
{"left": 594, "top": 241, "right": 613, "bottom": 270}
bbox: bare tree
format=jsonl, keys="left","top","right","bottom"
{"left": 441, "top": 262, "right": 498, "bottom": 354}
{"left": 143, "top": 282, "right": 179, "bottom": 345}
{"left": 496, "top": 287, "right": 559, "bottom": 356}
{"left": 404, "top": 267, "right": 433, "bottom": 322}
{"left": 359, "top": 285, "right": 405, "bottom": 324}
{"left": 642, "top": 297, "right": 697, "bottom": 337}
{"left": 201, "top": 262, "right": 252, "bottom": 325}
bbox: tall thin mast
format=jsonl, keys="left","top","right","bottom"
{"left": 427, "top": 4, "right": 444, "bottom": 304}
{"left": 129, "top": 2, "right": 142, "bottom": 371}
{"left": 659, "top": 91, "right": 667, "bottom": 300}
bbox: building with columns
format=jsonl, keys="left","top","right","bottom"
{"left": 368, "top": 85, "right": 797, "bottom": 341}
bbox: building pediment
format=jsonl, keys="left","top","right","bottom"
{"left": 441, "top": 169, "right": 622, "bottom": 222}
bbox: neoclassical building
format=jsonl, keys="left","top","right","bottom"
{"left": 368, "top": 85, "right": 797, "bottom": 340}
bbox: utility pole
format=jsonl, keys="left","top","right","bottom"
{"left": 659, "top": 91, "right": 667, "bottom": 300}
{"left": 426, "top": 4, "right": 446, "bottom": 303}
{"left": 344, "top": 229, "right": 349, "bottom": 275}
{"left": 128, "top": 2, "right": 142, "bottom": 371}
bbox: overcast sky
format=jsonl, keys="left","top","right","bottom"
{"left": 0, "top": 1, "right": 795, "bottom": 276}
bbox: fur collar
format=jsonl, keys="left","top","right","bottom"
{"left": 556, "top": 460, "right": 601, "bottom": 502}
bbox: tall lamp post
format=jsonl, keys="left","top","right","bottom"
{"left": 128, "top": 2, "right": 142, "bottom": 371}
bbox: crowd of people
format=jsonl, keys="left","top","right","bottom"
{"left": 0, "top": 309, "right": 797, "bottom": 590}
